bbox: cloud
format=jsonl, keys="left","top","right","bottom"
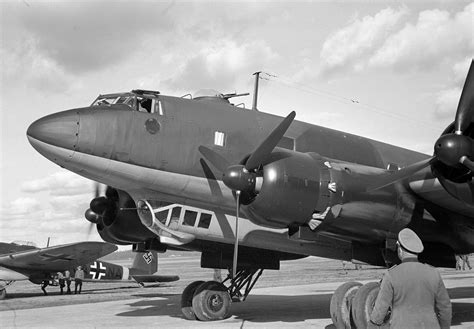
{"left": 434, "top": 58, "right": 472, "bottom": 119}
{"left": 21, "top": 171, "right": 93, "bottom": 196}
{"left": 2, "top": 197, "right": 42, "bottom": 217}
{"left": 163, "top": 40, "right": 278, "bottom": 92}
{"left": 434, "top": 87, "right": 461, "bottom": 119}
{"left": 18, "top": 2, "right": 175, "bottom": 74}
{"left": 369, "top": 4, "right": 474, "bottom": 70}
{"left": 1, "top": 35, "right": 73, "bottom": 93}
{"left": 320, "top": 3, "right": 473, "bottom": 75}
{"left": 320, "top": 7, "right": 408, "bottom": 75}
{"left": 1, "top": 178, "right": 98, "bottom": 246}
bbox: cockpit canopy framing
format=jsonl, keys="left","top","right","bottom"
{"left": 91, "top": 89, "right": 163, "bottom": 114}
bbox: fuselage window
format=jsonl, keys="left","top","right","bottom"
{"left": 116, "top": 96, "right": 129, "bottom": 104}
{"left": 155, "top": 209, "right": 169, "bottom": 224}
{"left": 169, "top": 206, "right": 181, "bottom": 228}
{"left": 277, "top": 136, "right": 295, "bottom": 150}
{"left": 183, "top": 210, "right": 198, "bottom": 226}
{"left": 93, "top": 96, "right": 118, "bottom": 106}
{"left": 198, "top": 213, "right": 212, "bottom": 229}
{"left": 214, "top": 131, "right": 226, "bottom": 147}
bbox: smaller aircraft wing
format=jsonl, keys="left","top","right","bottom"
{"left": 132, "top": 274, "right": 180, "bottom": 283}
{"left": 0, "top": 242, "right": 117, "bottom": 272}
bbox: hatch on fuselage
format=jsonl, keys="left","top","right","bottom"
{"left": 91, "top": 89, "right": 164, "bottom": 115}
{"left": 192, "top": 89, "right": 230, "bottom": 104}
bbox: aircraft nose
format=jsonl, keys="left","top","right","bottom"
{"left": 27, "top": 110, "right": 79, "bottom": 151}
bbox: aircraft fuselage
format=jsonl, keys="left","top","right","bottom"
{"left": 26, "top": 92, "right": 472, "bottom": 264}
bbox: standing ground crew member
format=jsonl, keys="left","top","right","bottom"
{"left": 41, "top": 279, "right": 49, "bottom": 296}
{"left": 74, "top": 266, "right": 84, "bottom": 294}
{"left": 370, "top": 228, "right": 452, "bottom": 328}
{"left": 57, "top": 272, "right": 65, "bottom": 294}
{"left": 64, "top": 270, "right": 72, "bottom": 294}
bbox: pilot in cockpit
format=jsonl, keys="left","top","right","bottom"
{"left": 138, "top": 98, "right": 152, "bottom": 113}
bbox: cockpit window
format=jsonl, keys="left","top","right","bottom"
{"left": 91, "top": 91, "right": 164, "bottom": 115}
{"left": 93, "top": 96, "right": 120, "bottom": 106}
{"left": 138, "top": 97, "right": 152, "bottom": 113}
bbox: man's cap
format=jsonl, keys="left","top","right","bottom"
{"left": 398, "top": 228, "right": 424, "bottom": 254}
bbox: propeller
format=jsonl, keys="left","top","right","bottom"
{"left": 245, "top": 111, "right": 296, "bottom": 171}
{"left": 84, "top": 183, "right": 101, "bottom": 236}
{"left": 434, "top": 60, "right": 474, "bottom": 170}
{"left": 199, "top": 111, "right": 296, "bottom": 278}
{"left": 84, "top": 183, "right": 118, "bottom": 235}
{"left": 369, "top": 60, "right": 474, "bottom": 191}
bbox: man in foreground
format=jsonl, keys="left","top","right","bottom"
{"left": 370, "top": 228, "right": 452, "bottom": 328}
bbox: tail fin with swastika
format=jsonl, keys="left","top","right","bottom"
{"left": 130, "top": 250, "right": 157, "bottom": 275}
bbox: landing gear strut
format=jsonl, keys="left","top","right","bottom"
{"left": 180, "top": 268, "right": 264, "bottom": 321}
{"left": 0, "top": 281, "right": 14, "bottom": 300}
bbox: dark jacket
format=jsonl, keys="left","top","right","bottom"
{"left": 370, "top": 258, "right": 451, "bottom": 329}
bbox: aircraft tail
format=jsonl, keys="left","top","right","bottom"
{"left": 129, "top": 250, "right": 157, "bottom": 275}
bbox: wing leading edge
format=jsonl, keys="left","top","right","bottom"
{"left": 0, "top": 241, "right": 117, "bottom": 272}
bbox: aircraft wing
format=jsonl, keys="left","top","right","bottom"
{"left": 0, "top": 242, "right": 117, "bottom": 272}
{"left": 409, "top": 177, "right": 474, "bottom": 217}
{"left": 132, "top": 274, "right": 180, "bottom": 283}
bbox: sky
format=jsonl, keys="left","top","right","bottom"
{"left": 0, "top": 0, "right": 473, "bottom": 248}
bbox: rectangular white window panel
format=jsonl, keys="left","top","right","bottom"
{"left": 214, "top": 131, "right": 226, "bottom": 147}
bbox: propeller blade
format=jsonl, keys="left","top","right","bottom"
{"left": 460, "top": 156, "right": 474, "bottom": 172}
{"left": 198, "top": 146, "right": 230, "bottom": 173}
{"left": 454, "top": 60, "right": 474, "bottom": 134}
{"left": 105, "top": 186, "right": 118, "bottom": 200}
{"left": 245, "top": 111, "right": 296, "bottom": 171}
{"left": 232, "top": 191, "right": 240, "bottom": 279}
{"left": 94, "top": 182, "right": 100, "bottom": 198}
{"left": 367, "top": 157, "right": 435, "bottom": 192}
{"left": 86, "top": 222, "right": 95, "bottom": 237}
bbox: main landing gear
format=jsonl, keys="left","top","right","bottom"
{"left": 330, "top": 281, "right": 389, "bottom": 329}
{"left": 181, "top": 268, "right": 264, "bottom": 321}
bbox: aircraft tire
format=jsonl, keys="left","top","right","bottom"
{"left": 192, "top": 281, "right": 231, "bottom": 321}
{"left": 330, "top": 281, "right": 362, "bottom": 329}
{"left": 351, "top": 281, "right": 389, "bottom": 329}
{"left": 0, "top": 289, "right": 6, "bottom": 300}
{"left": 181, "top": 280, "right": 205, "bottom": 320}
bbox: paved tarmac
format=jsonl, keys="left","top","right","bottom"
{"left": 1, "top": 273, "right": 473, "bottom": 328}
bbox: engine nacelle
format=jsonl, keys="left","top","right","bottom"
{"left": 97, "top": 226, "right": 130, "bottom": 245}
{"left": 245, "top": 150, "right": 330, "bottom": 228}
{"left": 98, "top": 189, "right": 156, "bottom": 244}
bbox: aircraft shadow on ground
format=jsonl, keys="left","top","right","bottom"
{"left": 118, "top": 293, "right": 333, "bottom": 322}
{"left": 118, "top": 286, "right": 474, "bottom": 326}
{"left": 5, "top": 285, "right": 143, "bottom": 299}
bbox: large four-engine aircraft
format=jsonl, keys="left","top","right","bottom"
{"left": 26, "top": 61, "right": 474, "bottom": 326}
